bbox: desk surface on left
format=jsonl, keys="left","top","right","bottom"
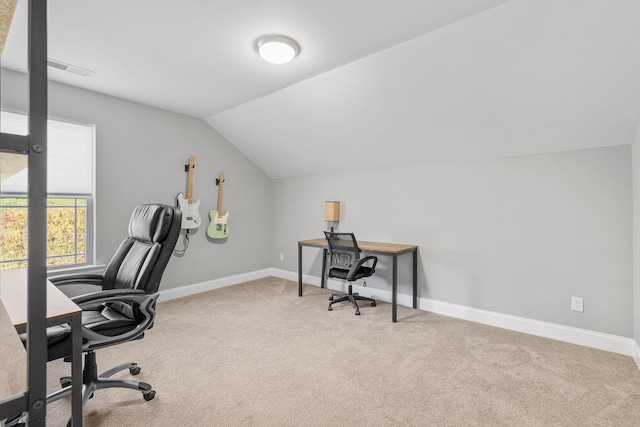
{"left": 1, "top": 269, "right": 84, "bottom": 425}
{"left": 0, "top": 299, "right": 26, "bottom": 402}
{"left": 1, "top": 269, "right": 81, "bottom": 329}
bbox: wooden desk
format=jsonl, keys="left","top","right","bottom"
{"left": 0, "top": 269, "right": 83, "bottom": 426}
{"left": 0, "top": 299, "right": 27, "bottom": 418}
{"left": 298, "top": 238, "right": 418, "bottom": 322}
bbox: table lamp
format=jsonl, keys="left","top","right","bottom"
{"left": 324, "top": 201, "right": 340, "bottom": 232}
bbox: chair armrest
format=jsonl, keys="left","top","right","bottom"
{"left": 72, "top": 290, "right": 158, "bottom": 351}
{"left": 71, "top": 288, "right": 145, "bottom": 306}
{"left": 49, "top": 273, "right": 104, "bottom": 285}
{"left": 346, "top": 255, "right": 377, "bottom": 281}
{"left": 49, "top": 274, "right": 105, "bottom": 298}
{"left": 49, "top": 274, "right": 102, "bottom": 298}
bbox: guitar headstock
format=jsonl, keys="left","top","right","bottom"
{"left": 185, "top": 155, "right": 196, "bottom": 172}
{"left": 216, "top": 171, "right": 225, "bottom": 186}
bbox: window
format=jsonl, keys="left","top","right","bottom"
{"left": 0, "top": 110, "right": 95, "bottom": 270}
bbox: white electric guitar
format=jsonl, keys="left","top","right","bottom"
{"left": 177, "top": 156, "right": 202, "bottom": 229}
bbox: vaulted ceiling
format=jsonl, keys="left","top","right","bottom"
{"left": 3, "top": 0, "right": 640, "bottom": 179}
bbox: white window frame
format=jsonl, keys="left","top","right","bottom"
{"left": 0, "top": 109, "right": 96, "bottom": 271}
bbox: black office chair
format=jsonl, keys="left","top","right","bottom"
{"left": 324, "top": 231, "right": 377, "bottom": 315}
{"left": 8, "top": 204, "right": 181, "bottom": 427}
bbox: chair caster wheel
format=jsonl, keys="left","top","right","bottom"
{"left": 328, "top": 306, "right": 333, "bottom": 311}
{"left": 371, "top": 302, "right": 376, "bottom": 307}
{"left": 355, "top": 311, "right": 360, "bottom": 315}
{"left": 4, "top": 413, "right": 26, "bottom": 426}
{"left": 143, "top": 390, "right": 156, "bottom": 401}
{"left": 130, "top": 366, "right": 141, "bottom": 375}
{"left": 59, "top": 376, "right": 71, "bottom": 388}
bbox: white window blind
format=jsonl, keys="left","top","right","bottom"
{"left": 0, "top": 110, "right": 94, "bottom": 195}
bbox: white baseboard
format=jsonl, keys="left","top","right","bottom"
{"left": 633, "top": 340, "right": 640, "bottom": 369}
{"left": 271, "top": 268, "right": 636, "bottom": 357}
{"left": 420, "top": 298, "right": 635, "bottom": 356}
{"left": 158, "top": 269, "right": 272, "bottom": 302}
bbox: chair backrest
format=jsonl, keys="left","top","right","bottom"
{"left": 102, "top": 204, "right": 181, "bottom": 294}
{"left": 324, "top": 231, "right": 361, "bottom": 270}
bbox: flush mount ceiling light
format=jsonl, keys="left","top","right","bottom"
{"left": 254, "top": 34, "right": 300, "bottom": 64}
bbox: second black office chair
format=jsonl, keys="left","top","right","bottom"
{"left": 324, "top": 231, "right": 377, "bottom": 315}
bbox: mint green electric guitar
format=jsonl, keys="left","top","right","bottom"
{"left": 207, "top": 171, "right": 230, "bottom": 239}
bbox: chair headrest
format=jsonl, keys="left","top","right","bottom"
{"left": 128, "top": 204, "right": 175, "bottom": 243}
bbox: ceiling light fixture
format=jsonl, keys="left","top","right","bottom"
{"left": 254, "top": 34, "right": 300, "bottom": 65}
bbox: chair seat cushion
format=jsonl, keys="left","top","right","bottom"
{"left": 19, "top": 323, "right": 72, "bottom": 349}
{"left": 328, "top": 266, "right": 374, "bottom": 281}
{"left": 25, "top": 304, "right": 139, "bottom": 362}
{"left": 328, "top": 267, "right": 349, "bottom": 279}
{"left": 83, "top": 305, "right": 137, "bottom": 333}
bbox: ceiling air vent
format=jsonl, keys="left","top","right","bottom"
{"left": 47, "top": 58, "right": 94, "bottom": 77}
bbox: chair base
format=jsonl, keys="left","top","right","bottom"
{"left": 5, "top": 351, "right": 155, "bottom": 427}
{"left": 328, "top": 284, "right": 376, "bottom": 315}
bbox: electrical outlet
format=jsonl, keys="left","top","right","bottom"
{"left": 571, "top": 296, "right": 584, "bottom": 312}
{"left": 279, "top": 253, "right": 284, "bottom": 261}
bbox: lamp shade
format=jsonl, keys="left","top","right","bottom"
{"left": 324, "top": 201, "right": 340, "bottom": 222}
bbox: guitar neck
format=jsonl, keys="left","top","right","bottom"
{"left": 187, "top": 156, "right": 195, "bottom": 204}
{"left": 217, "top": 172, "right": 225, "bottom": 217}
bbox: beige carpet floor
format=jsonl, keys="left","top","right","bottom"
{"left": 45, "top": 277, "right": 640, "bottom": 426}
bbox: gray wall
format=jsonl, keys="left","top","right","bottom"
{"left": 274, "top": 146, "right": 632, "bottom": 337}
{"left": 1, "top": 68, "right": 272, "bottom": 290}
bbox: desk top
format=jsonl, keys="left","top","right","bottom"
{"left": 0, "top": 268, "right": 81, "bottom": 401}
{"left": 0, "top": 299, "right": 26, "bottom": 402}
{"left": 299, "top": 238, "right": 417, "bottom": 255}
{"left": 0, "top": 268, "right": 81, "bottom": 330}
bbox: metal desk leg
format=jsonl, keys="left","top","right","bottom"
{"left": 71, "top": 315, "right": 82, "bottom": 426}
{"left": 298, "top": 243, "right": 303, "bottom": 297}
{"left": 413, "top": 249, "right": 418, "bottom": 309}
{"left": 392, "top": 254, "right": 398, "bottom": 323}
{"left": 321, "top": 248, "right": 327, "bottom": 289}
